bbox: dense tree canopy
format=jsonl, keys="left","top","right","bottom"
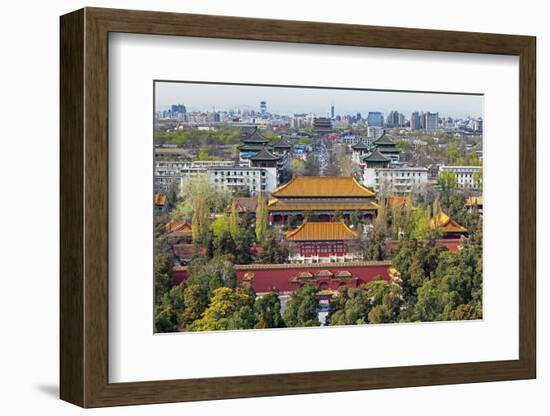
{"left": 284, "top": 285, "right": 320, "bottom": 327}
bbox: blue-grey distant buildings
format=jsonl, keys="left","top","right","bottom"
{"left": 367, "top": 112, "right": 384, "bottom": 127}
{"left": 386, "top": 110, "right": 405, "bottom": 128}
{"left": 410, "top": 112, "right": 422, "bottom": 130}
{"left": 170, "top": 104, "right": 187, "bottom": 120}
{"left": 424, "top": 112, "right": 439, "bottom": 132}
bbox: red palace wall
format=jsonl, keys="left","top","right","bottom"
{"left": 173, "top": 261, "right": 392, "bottom": 293}
{"left": 235, "top": 262, "right": 391, "bottom": 293}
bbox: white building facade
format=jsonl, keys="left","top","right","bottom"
{"left": 363, "top": 166, "right": 429, "bottom": 195}
{"left": 439, "top": 165, "right": 482, "bottom": 189}
{"left": 154, "top": 160, "right": 278, "bottom": 195}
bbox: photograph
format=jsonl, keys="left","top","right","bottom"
{"left": 153, "top": 81, "right": 484, "bottom": 333}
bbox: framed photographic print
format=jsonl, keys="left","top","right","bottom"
{"left": 60, "top": 7, "right": 536, "bottom": 408}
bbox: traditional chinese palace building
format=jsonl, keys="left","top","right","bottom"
{"left": 237, "top": 127, "right": 291, "bottom": 185}
{"left": 369, "top": 132, "right": 400, "bottom": 162}
{"left": 429, "top": 211, "right": 468, "bottom": 238}
{"left": 267, "top": 176, "right": 379, "bottom": 224}
{"left": 285, "top": 221, "right": 361, "bottom": 263}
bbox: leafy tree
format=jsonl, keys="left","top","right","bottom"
{"left": 187, "top": 256, "right": 236, "bottom": 295}
{"left": 195, "top": 147, "right": 215, "bottom": 161}
{"left": 328, "top": 280, "right": 402, "bottom": 326}
{"left": 284, "top": 285, "right": 320, "bottom": 327}
{"left": 437, "top": 170, "right": 458, "bottom": 192}
{"left": 303, "top": 153, "right": 320, "bottom": 176}
{"left": 449, "top": 303, "right": 482, "bottom": 321}
{"left": 290, "top": 158, "right": 306, "bottom": 176}
{"left": 173, "top": 175, "right": 230, "bottom": 222}
{"left": 231, "top": 228, "right": 255, "bottom": 264}
{"left": 179, "top": 283, "right": 209, "bottom": 329}
{"left": 210, "top": 215, "right": 230, "bottom": 238}
{"left": 212, "top": 230, "right": 236, "bottom": 258}
{"left": 411, "top": 279, "right": 456, "bottom": 322}
{"left": 191, "top": 193, "right": 210, "bottom": 243}
{"left": 258, "top": 230, "right": 289, "bottom": 264}
{"left": 255, "top": 193, "right": 268, "bottom": 242}
{"left": 446, "top": 142, "right": 459, "bottom": 163}
{"left": 254, "top": 292, "right": 285, "bottom": 329}
{"left": 364, "top": 207, "right": 388, "bottom": 261}
{"left": 154, "top": 283, "right": 185, "bottom": 332}
{"left": 473, "top": 167, "right": 483, "bottom": 191}
{"left": 154, "top": 254, "right": 174, "bottom": 304}
{"left": 229, "top": 202, "right": 241, "bottom": 238}
{"left": 190, "top": 287, "right": 256, "bottom": 331}
{"left": 411, "top": 206, "right": 431, "bottom": 240}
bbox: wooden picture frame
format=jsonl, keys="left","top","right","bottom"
{"left": 60, "top": 7, "right": 536, "bottom": 408}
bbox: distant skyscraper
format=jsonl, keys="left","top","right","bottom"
{"left": 424, "top": 112, "right": 439, "bottom": 131}
{"left": 386, "top": 110, "right": 405, "bottom": 127}
{"left": 411, "top": 112, "right": 422, "bottom": 130}
{"left": 260, "top": 101, "right": 267, "bottom": 115}
{"left": 331, "top": 104, "right": 335, "bottom": 119}
{"left": 170, "top": 104, "right": 187, "bottom": 120}
{"left": 367, "top": 112, "right": 384, "bottom": 127}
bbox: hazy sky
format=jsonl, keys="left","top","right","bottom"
{"left": 155, "top": 81, "right": 483, "bottom": 119}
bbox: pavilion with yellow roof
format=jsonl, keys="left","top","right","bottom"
{"left": 267, "top": 176, "right": 379, "bottom": 225}
{"left": 429, "top": 211, "right": 468, "bottom": 238}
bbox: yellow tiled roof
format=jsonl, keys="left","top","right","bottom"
{"left": 286, "top": 221, "right": 357, "bottom": 241}
{"left": 165, "top": 219, "right": 192, "bottom": 233}
{"left": 429, "top": 212, "right": 468, "bottom": 233}
{"left": 272, "top": 176, "right": 375, "bottom": 198}
{"left": 385, "top": 196, "right": 413, "bottom": 210}
{"left": 267, "top": 200, "right": 380, "bottom": 212}
{"left": 465, "top": 196, "right": 483, "bottom": 206}
{"left": 154, "top": 193, "right": 167, "bottom": 206}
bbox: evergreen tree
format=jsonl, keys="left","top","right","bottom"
{"left": 258, "top": 230, "right": 289, "bottom": 264}
{"left": 254, "top": 292, "right": 285, "bottom": 329}
{"left": 284, "top": 285, "right": 320, "bottom": 327}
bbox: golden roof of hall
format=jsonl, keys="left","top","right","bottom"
{"left": 271, "top": 176, "right": 375, "bottom": 198}
{"left": 286, "top": 221, "right": 357, "bottom": 242}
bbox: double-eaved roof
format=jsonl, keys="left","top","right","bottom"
{"left": 362, "top": 148, "right": 390, "bottom": 163}
{"left": 272, "top": 176, "right": 375, "bottom": 198}
{"left": 250, "top": 147, "right": 280, "bottom": 161}
{"left": 429, "top": 212, "right": 468, "bottom": 234}
{"left": 371, "top": 131, "right": 394, "bottom": 146}
{"left": 351, "top": 140, "right": 370, "bottom": 151}
{"left": 240, "top": 127, "right": 270, "bottom": 144}
{"left": 286, "top": 221, "right": 358, "bottom": 241}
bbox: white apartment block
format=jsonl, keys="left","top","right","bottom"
{"left": 209, "top": 166, "right": 277, "bottom": 194}
{"left": 154, "top": 160, "right": 277, "bottom": 195}
{"left": 439, "top": 165, "right": 482, "bottom": 189}
{"left": 363, "top": 166, "right": 429, "bottom": 195}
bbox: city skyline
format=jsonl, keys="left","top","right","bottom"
{"left": 155, "top": 81, "right": 484, "bottom": 119}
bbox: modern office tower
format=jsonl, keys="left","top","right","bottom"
{"left": 170, "top": 104, "right": 187, "bottom": 120}
{"left": 367, "top": 111, "right": 384, "bottom": 127}
{"left": 331, "top": 104, "right": 335, "bottom": 119}
{"left": 410, "top": 112, "right": 422, "bottom": 130}
{"left": 386, "top": 110, "right": 405, "bottom": 127}
{"left": 424, "top": 112, "right": 439, "bottom": 131}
